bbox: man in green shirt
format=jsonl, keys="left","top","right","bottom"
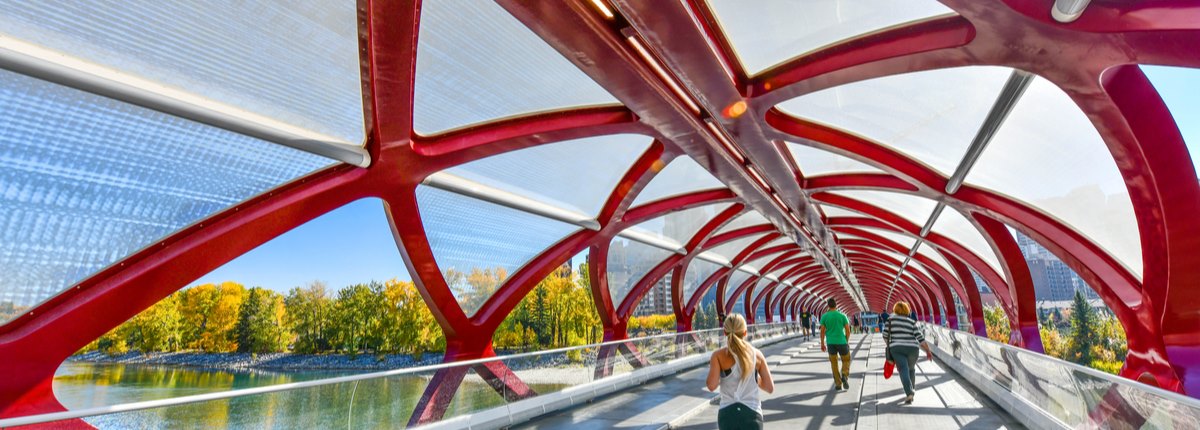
{"left": 820, "top": 298, "right": 852, "bottom": 390}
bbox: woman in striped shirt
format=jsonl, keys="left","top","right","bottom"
{"left": 883, "top": 302, "right": 933, "bottom": 404}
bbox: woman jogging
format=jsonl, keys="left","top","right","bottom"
{"left": 706, "top": 313, "right": 775, "bottom": 429}
{"left": 883, "top": 302, "right": 934, "bottom": 405}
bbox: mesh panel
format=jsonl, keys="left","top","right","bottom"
{"left": 787, "top": 141, "right": 886, "bottom": 177}
{"left": 778, "top": 66, "right": 1011, "bottom": 175}
{"left": 416, "top": 186, "right": 580, "bottom": 316}
{"left": 706, "top": 0, "right": 955, "bottom": 74}
{"left": 632, "top": 156, "right": 725, "bottom": 205}
{"left": 0, "top": 70, "right": 332, "bottom": 321}
{"left": 0, "top": 0, "right": 363, "bottom": 143}
{"left": 965, "top": 76, "right": 1142, "bottom": 279}
{"left": 414, "top": 0, "right": 618, "bottom": 134}
{"left": 682, "top": 257, "right": 725, "bottom": 306}
{"left": 606, "top": 236, "right": 676, "bottom": 308}
{"left": 444, "top": 134, "right": 650, "bottom": 216}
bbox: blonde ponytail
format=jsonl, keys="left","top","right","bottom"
{"left": 724, "top": 313, "right": 753, "bottom": 380}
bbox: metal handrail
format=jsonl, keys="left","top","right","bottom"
{"left": 0, "top": 322, "right": 797, "bottom": 427}
{"left": 922, "top": 323, "right": 1200, "bottom": 409}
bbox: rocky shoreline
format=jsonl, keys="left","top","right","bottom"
{"left": 67, "top": 351, "right": 446, "bottom": 372}
{"left": 67, "top": 349, "right": 588, "bottom": 373}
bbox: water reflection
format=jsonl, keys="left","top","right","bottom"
{"left": 54, "top": 362, "right": 568, "bottom": 428}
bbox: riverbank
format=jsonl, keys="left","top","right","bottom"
{"left": 68, "top": 351, "right": 445, "bottom": 372}
{"left": 67, "top": 349, "right": 590, "bottom": 373}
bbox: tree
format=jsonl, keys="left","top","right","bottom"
{"left": 983, "top": 305, "right": 1011, "bottom": 344}
{"left": 179, "top": 282, "right": 246, "bottom": 352}
{"left": 493, "top": 266, "right": 598, "bottom": 351}
{"left": 284, "top": 282, "right": 334, "bottom": 353}
{"left": 331, "top": 283, "right": 382, "bottom": 356}
{"left": 235, "top": 287, "right": 290, "bottom": 353}
{"left": 126, "top": 293, "right": 183, "bottom": 353}
{"left": 1068, "top": 290, "right": 1098, "bottom": 365}
{"left": 377, "top": 279, "right": 444, "bottom": 357}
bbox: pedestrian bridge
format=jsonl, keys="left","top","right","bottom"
{"left": 2, "top": 1, "right": 1200, "bottom": 428}
{"left": 4, "top": 324, "right": 1197, "bottom": 429}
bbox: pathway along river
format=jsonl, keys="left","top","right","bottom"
{"left": 53, "top": 361, "right": 571, "bottom": 428}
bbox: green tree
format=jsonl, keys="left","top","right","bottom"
{"left": 284, "top": 282, "right": 334, "bottom": 353}
{"left": 331, "top": 283, "right": 383, "bottom": 356}
{"left": 1068, "top": 290, "right": 1098, "bottom": 365}
{"left": 126, "top": 293, "right": 184, "bottom": 353}
{"left": 235, "top": 287, "right": 290, "bottom": 353}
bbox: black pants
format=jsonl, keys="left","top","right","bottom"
{"left": 717, "top": 402, "right": 763, "bottom": 430}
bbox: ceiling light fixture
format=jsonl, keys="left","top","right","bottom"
{"left": 1051, "top": 0, "right": 1091, "bottom": 23}
{"left": 703, "top": 119, "right": 746, "bottom": 163}
{"left": 588, "top": 0, "right": 615, "bottom": 20}
{"left": 625, "top": 35, "right": 701, "bottom": 115}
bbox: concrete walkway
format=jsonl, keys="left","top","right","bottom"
{"left": 512, "top": 334, "right": 817, "bottom": 430}
{"left": 514, "top": 333, "right": 1021, "bottom": 429}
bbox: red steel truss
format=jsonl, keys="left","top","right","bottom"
{"left": 0, "top": 0, "right": 1198, "bottom": 427}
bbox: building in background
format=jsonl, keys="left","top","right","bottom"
{"left": 1017, "top": 233, "right": 1098, "bottom": 302}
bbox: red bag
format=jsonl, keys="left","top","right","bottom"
{"left": 883, "top": 359, "right": 895, "bottom": 379}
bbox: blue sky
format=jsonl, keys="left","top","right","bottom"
{"left": 1143, "top": 65, "right": 1200, "bottom": 176}
{"left": 191, "top": 198, "right": 414, "bottom": 293}
{"left": 190, "top": 198, "right": 591, "bottom": 294}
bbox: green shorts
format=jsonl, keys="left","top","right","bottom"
{"left": 717, "top": 402, "right": 763, "bottom": 430}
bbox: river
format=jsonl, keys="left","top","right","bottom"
{"left": 53, "top": 361, "right": 572, "bottom": 428}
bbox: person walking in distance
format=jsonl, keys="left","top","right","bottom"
{"left": 883, "top": 301, "right": 934, "bottom": 405}
{"left": 800, "top": 310, "right": 812, "bottom": 338}
{"left": 706, "top": 313, "right": 775, "bottom": 429}
{"left": 820, "top": 298, "right": 852, "bottom": 390}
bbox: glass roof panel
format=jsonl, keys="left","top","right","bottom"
{"left": 416, "top": 186, "right": 580, "bottom": 316}
{"left": 848, "top": 245, "right": 906, "bottom": 266}
{"left": 777, "top": 66, "right": 1012, "bottom": 176}
{"left": 706, "top": 233, "right": 768, "bottom": 261}
{"left": 764, "top": 237, "right": 795, "bottom": 248}
{"left": 0, "top": 0, "right": 364, "bottom": 144}
{"left": 444, "top": 134, "right": 650, "bottom": 216}
{"left": 965, "top": 76, "right": 1142, "bottom": 278}
{"left": 0, "top": 70, "right": 333, "bottom": 325}
{"left": 787, "top": 141, "right": 886, "bottom": 177}
{"left": 606, "top": 236, "right": 675, "bottom": 308}
{"left": 413, "top": 0, "right": 618, "bottom": 135}
{"left": 821, "top": 204, "right": 863, "bottom": 220}
{"left": 628, "top": 203, "right": 731, "bottom": 249}
{"left": 914, "top": 242, "right": 954, "bottom": 277}
{"left": 825, "top": 190, "right": 937, "bottom": 229}
{"left": 845, "top": 225, "right": 919, "bottom": 251}
{"left": 930, "top": 207, "right": 1005, "bottom": 282}
{"left": 714, "top": 210, "right": 770, "bottom": 236}
{"left": 683, "top": 257, "right": 725, "bottom": 304}
{"left": 1143, "top": 65, "right": 1200, "bottom": 178}
{"left": 633, "top": 156, "right": 726, "bottom": 205}
{"left": 741, "top": 248, "right": 793, "bottom": 270}
{"left": 725, "top": 270, "right": 755, "bottom": 303}
{"left": 731, "top": 293, "right": 746, "bottom": 316}
{"left": 706, "top": 0, "right": 954, "bottom": 75}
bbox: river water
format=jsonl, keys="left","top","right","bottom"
{"left": 54, "top": 361, "right": 571, "bottom": 428}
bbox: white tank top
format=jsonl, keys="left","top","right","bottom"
{"left": 718, "top": 346, "right": 762, "bottom": 413}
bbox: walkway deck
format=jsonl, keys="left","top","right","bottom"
{"left": 515, "top": 333, "right": 1022, "bottom": 429}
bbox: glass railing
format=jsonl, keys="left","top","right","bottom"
{"left": 1, "top": 322, "right": 801, "bottom": 429}
{"left": 923, "top": 323, "right": 1200, "bottom": 429}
